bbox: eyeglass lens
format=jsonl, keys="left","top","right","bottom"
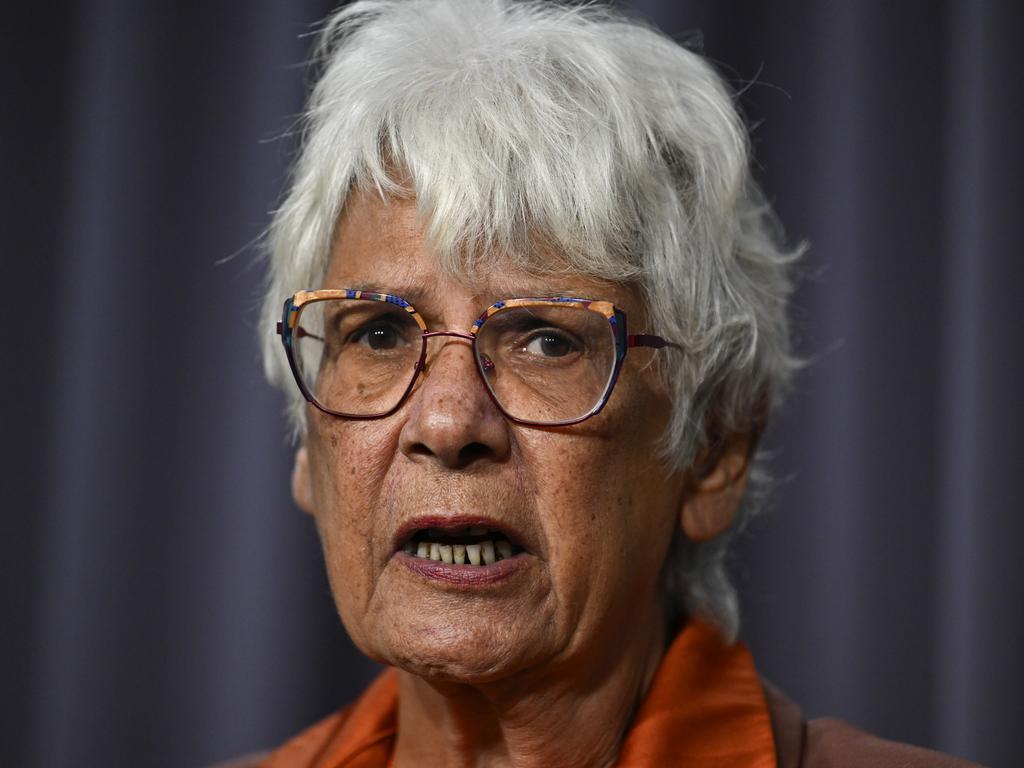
{"left": 292, "top": 299, "right": 617, "bottom": 423}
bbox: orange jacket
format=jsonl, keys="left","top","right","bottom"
{"left": 218, "top": 621, "right": 976, "bottom": 768}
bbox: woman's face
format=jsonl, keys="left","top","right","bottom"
{"left": 293, "top": 188, "right": 685, "bottom": 683}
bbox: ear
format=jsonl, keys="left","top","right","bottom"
{"left": 680, "top": 436, "right": 753, "bottom": 542}
{"left": 291, "top": 445, "right": 315, "bottom": 515}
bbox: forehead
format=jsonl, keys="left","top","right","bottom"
{"left": 325, "top": 187, "right": 646, "bottom": 317}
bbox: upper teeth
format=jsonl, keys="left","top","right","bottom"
{"left": 481, "top": 541, "right": 496, "bottom": 565}
{"left": 408, "top": 529, "right": 516, "bottom": 565}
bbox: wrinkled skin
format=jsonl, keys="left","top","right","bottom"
{"left": 291, "top": 188, "right": 746, "bottom": 767}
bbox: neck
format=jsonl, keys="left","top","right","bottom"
{"left": 392, "top": 610, "right": 668, "bottom": 768}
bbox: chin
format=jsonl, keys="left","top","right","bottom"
{"left": 358, "top": 607, "right": 545, "bottom": 685}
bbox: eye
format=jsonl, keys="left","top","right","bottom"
{"left": 523, "top": 330, "right": 578, "bottom": 358}
{"left": 353, "top": 322, "right": 403, "bottom": 350}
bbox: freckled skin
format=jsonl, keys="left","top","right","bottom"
{"left": 294, "top": 189, "right": 691, "bottom": 767}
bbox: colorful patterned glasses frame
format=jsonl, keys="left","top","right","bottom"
{"left": 277, "top": 289, "right": 679, "bottom": 427}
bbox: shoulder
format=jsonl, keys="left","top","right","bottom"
{"left": 763, "top": 681, "right": 981, "bottom": 768}
{"left": 804, "top": 718, "right": 979, "bottom": 768}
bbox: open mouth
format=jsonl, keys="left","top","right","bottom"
{"left": 399, "top": 525, "right": 525, "bottom": 566}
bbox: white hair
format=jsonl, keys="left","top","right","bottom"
{"left": 260, "top": 0, "right": 802, "bottom": 641}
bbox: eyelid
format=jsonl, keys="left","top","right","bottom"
{"left": 326, "top": 302, "right": 407, "bottom": 325}
{"left": 512, "top": 326, "right": 584, "bottom": 354}
{"left": 348, "top": 316, "right": 417, "bottom": 344}
{"left": 524, "top": 333, "right": 577, "bottom": 351}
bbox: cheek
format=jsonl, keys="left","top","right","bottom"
{"left": 306, "top": 415, "right": 401, "bottom": 605}
{"left": 526, "top": 381, "right": 679, "bottom": 609}
{"left": 529, "top": 444, "right": 673, "bottom": 591}
{"left": 540, "top": 444, "right": 663, "bottom": 556}
{"left": 309, "top": 415, "right": 397, "bottom": 516}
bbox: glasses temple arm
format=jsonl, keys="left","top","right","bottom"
{"left": 276, "top": 322, "right": 324, "bottom": 342}
{"left": 627, "top": 334, "right": 681, "bottom": 350}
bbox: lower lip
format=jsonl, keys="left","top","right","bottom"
{"left": 394, "top": 550, "right": 526, "bottom": 585}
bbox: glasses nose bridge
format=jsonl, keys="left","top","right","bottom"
{"left": 415, "top": 329, "right": 479, "bottom": 375}
{"left": 422, "top": 329, "right": 475, "bottom": 343}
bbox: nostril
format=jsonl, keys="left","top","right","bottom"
{"left": 405, "top": 441, "right": 435, "bottom": 461}
{"left": 405, "top": 440, "right": 496, "bottom": 468}
{"left": 457, "top": 441, "right": 496, "bottom": 467}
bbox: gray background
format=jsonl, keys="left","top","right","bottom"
{"left": 4, "top": 1, "right": 1021, "bottom": 766}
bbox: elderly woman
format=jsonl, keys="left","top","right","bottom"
{"left": 245, "top": 1, "right": 975, "bottom": 766}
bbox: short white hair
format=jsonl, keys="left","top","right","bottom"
{"left": 260, "top": 0, "right": 802, "bottom": 641}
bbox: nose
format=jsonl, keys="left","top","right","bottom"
{"left": 398, "top": 335, "right": 512, "bottom": 469}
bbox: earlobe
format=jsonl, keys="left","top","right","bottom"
{"left": 679, "top": 438, "right": 753, "bottom": 542}
{"left": 292, "top": 446, "right": 315, "bottom": 515}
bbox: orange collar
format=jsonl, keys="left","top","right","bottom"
{"left": 263, "top": 621, "right": 776, "bottom": 768}
{"left": 615, "top": 620, "right": 776, "bottom": 767}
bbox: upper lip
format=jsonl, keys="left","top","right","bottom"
{"left": 392, "top": 514, "right": 533, "bottom": 555}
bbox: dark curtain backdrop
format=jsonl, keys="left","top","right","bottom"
{"left": 4, "top": 1, "right": 1021, "bottom": 766}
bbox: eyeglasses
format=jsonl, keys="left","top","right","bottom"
{"left": 276, "top": 289, "right": 679, "bottom": 426}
